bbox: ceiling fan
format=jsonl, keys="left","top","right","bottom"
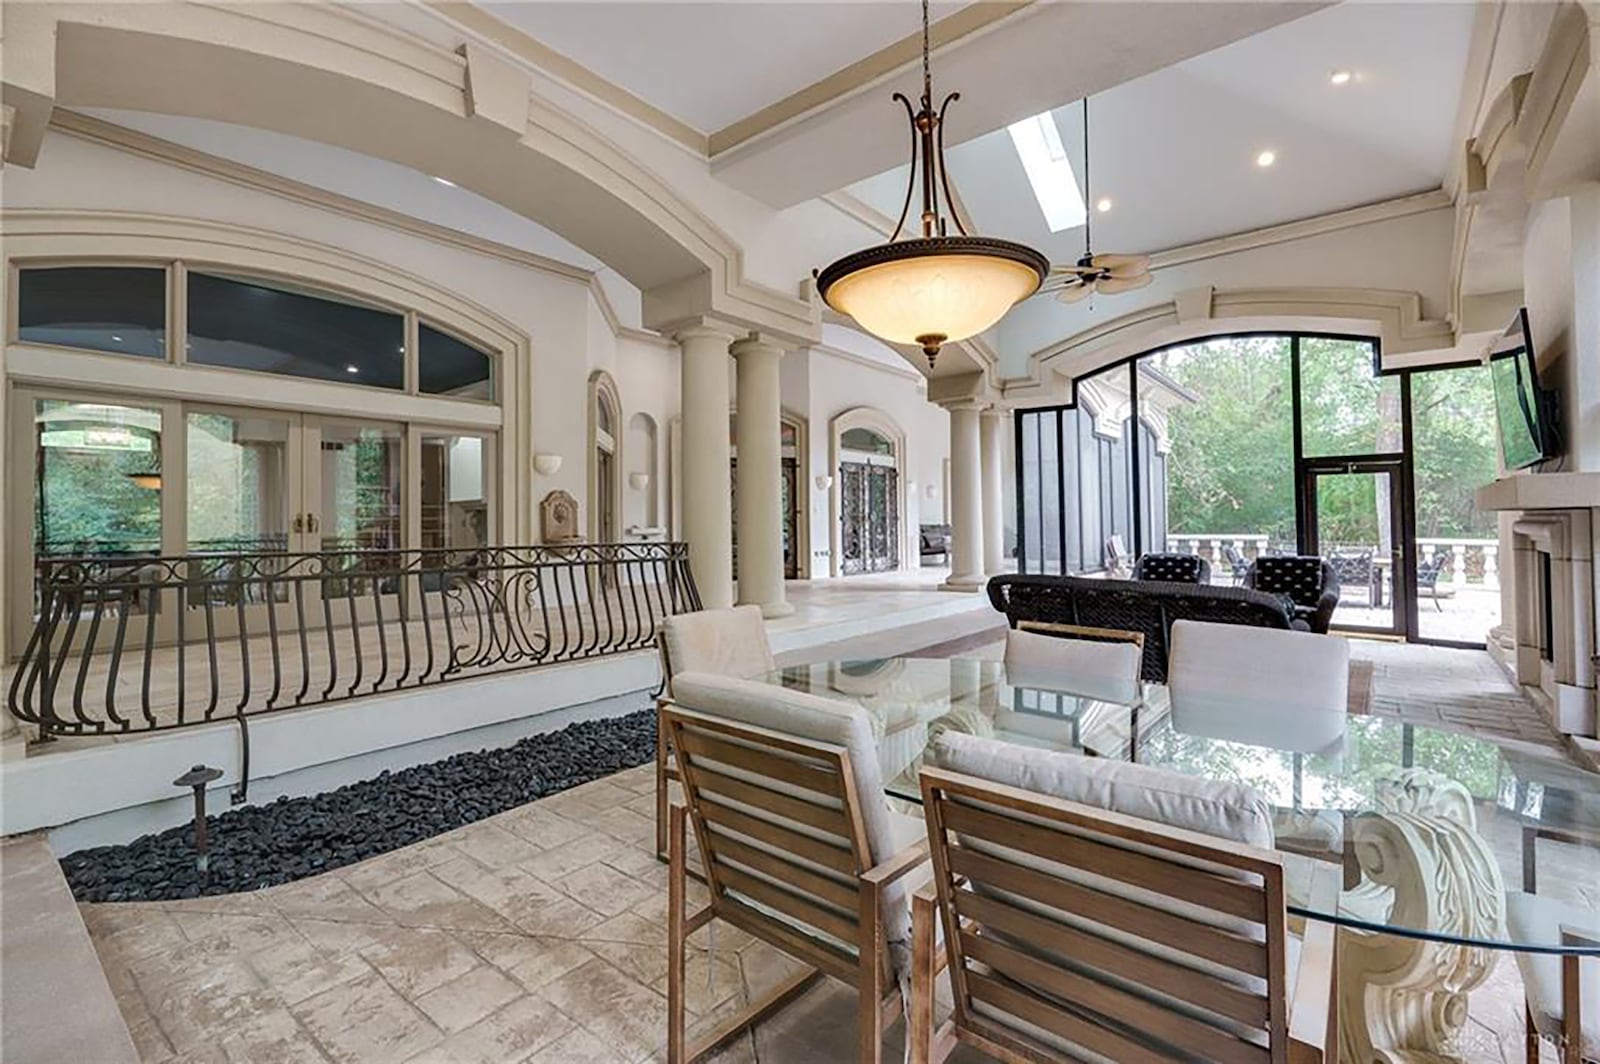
{"left": 1048, "top": 97, "right": 1152, "bottom": 304}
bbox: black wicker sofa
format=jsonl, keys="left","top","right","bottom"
{"left": 986, "top": 573, "right": 1305, "bottom": 683}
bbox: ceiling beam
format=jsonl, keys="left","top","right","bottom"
{"left": 711, "top": 1, "right": 1331, "bottom": 209}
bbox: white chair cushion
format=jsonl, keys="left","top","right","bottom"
{"left": 661, "top": 606, "right": 775, "bottom": 686}
{"left": 1168, "top": 619, "right": 1349, "bottom": 754}
{"left": 1506, "top": 891, "right": 1600, "bottom": 1059}
{"left": 930, "top": 731, "right": 1275, "bottom": 848}
{"left": 1004, "top": 628, "right": 1141, "bottom": 704}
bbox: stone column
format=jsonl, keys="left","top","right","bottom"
{"left": 942, "top": 401, "right": 985, "bottom": 591}
{"left": 676, "top": 324, "right": 736, "bottom": 609}
{"left": 731, "top": 335, "right": 793, "bottom": 618}
{"left": 980, "top": 407, "right": 1006, "bottom": 576}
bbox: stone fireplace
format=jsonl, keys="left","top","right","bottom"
{"left": 1509, "top": 508, "right": 1596, "bottom": 737}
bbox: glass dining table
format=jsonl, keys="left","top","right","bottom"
{"left": 755, "top": 656, "right": 1600, "bottom": 1061}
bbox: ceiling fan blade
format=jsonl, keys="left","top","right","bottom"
{"left": 1095, "top": 273, "right": 1154, "bottom": 295}
{"left": 1092, "top": 253, "right": 1151, "bottom": 274}
{"left": 1056, "top": 281, "right": 1094, "bottom": 303}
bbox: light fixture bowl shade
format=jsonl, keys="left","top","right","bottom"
{"left": 816, "top": 236, "right": 1048, "bottom": 349}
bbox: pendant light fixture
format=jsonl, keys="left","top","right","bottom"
{"left": 814, "top": 0, "right": 1049, "bottom": 370}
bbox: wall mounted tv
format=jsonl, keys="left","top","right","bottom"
{"left": 1488, "top": 307, "right": 1557, "bottom": 470}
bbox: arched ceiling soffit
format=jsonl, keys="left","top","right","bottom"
{"left": 8, "top": 3, "right": 817, "bottom": 341}
{"left": 1001, "top": 286, "right": 1457, "bottom": 404}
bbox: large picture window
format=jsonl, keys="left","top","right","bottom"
{"left": 13, "top": 260, "right": 496, "bottom": 401}
{"left": 1015, "top": 333, "right": 1504, "bottom": 647}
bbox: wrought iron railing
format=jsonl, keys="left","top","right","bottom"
{"left": 7, "top": 542, "right": 701, "bottom": 745}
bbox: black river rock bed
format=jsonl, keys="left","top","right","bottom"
{"left": 61, "top": 708, "right": 655, "bottom": 903}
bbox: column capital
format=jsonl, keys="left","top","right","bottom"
{"left": 729, "top": 333, "right": 787, "bottom": 360}
{"left": 935, "top": 397, "right": 989, "bottom": 414}
{"left": 671, "top": 320, "right": 739, "bottom": 347}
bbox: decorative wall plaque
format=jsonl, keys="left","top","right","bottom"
{"left": 540, "top": 490, "right": 582, "bottom": 543}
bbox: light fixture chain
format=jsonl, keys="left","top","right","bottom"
{"left": 922, "top": 0, "right": 932, "bottom": 103}
{"left": 1083, "top": 97, "right": 1092, "bottom": 258}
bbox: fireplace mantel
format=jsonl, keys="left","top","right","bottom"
{"left": 1475, "top": 472, "right": 1600, "bottom": 511}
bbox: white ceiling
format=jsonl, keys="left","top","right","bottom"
{"left": 481, "top": 0, "right": 964, "bottom": 134}
{"left": 847, "top": 2, "right": 1476, "bottom": 258}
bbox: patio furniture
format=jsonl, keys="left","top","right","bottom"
{"left": 1224, "top": 543, "right": 1251, "bottom": 586}
{"left": 919, "top": 524, "right": 951, "bottom": 564}
{"left": 986, "top": 573, "right": 1300, "bottom": 683}
{"left": 660, "top": 673, "right": 932, "bottom": 1064}
{"left": 1329, "top": 550, "right": 1376, "bottom": 606}
{"left": 1243, "top": 555, "right": 1341, "bottom": 633}
{"left": 1510, "top": 824, "right": 1600, "bottom": 1063}
{"left": 1105, "top": 534, "right": 1129, "bottom": 576}
{"left": 752, "top": 655, "right": 1600, "bottom": 1064}
{"left": 1130, "top": 551, "right": 1211, "bottom": 584}
{"left": 1415, "top": 554, "right": 1452, "bottom": 611}
{"left": 655, "top": 605, "right": 774, "bottom": 858}
{"left": 1005, "top": 624, "right": 1142, "bottom": 704}
{"left": 910, "top": 736, "right": 1339, "bottom": 1064}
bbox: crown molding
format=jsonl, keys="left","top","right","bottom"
{"left": 45, "top": 109, "right": 682, "bottom": 351}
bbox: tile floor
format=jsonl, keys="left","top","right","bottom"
{"left": 82, "top": 637, "right": 1587, "bottom": 1064}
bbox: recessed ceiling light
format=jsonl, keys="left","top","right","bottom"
{"left": 1256, "top": 150, "right": 1277, "bottom": 168}
{"left": 111, "top": 335, "right": 124, "bottom": 342}
{"left": 1096, "top": 198, "right": 1113, "bottom": 213}
{"left": 1006, "top": 111, "right": 1087, "bottom": 233}
{"left": 345, "top": 364, "right": 360, "bottom": 374}
{"left": 431, "top": 175, "right": 456, "bottom": 187}
{"left": 1329, "top": 69, "right": 1352, "bottom": 86}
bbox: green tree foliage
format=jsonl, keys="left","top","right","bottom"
{"left": 1154, "top": 337, "right": 1499, "bottom": 544}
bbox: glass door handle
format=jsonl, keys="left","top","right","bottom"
{"left": 307, "top": 513, "right": 320, "bottom": 534}
{"left": 293, "top": 514, "right": 305, "bottom": 534}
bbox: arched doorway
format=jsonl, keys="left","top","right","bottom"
{"left": 588, "top": 372, "right": 623, "bottom": 545}
{"left": 829, "top": 409, "right": 907, "bottom": 577}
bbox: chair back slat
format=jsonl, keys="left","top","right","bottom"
{"left": 923, "top": 767, "right": 1291, "bottom": 1064}
{"left": 945, "top": 844, "right": 1269, "bottom": 978}
{"left": 664, "top": 705, "right": 881, "bottom": 984}
{"left": 939, "top": 799, "right": 1269, "bottom": 923}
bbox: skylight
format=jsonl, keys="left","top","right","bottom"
{"left": 1007, "top": 111, "right": 1086, "bottom": 233}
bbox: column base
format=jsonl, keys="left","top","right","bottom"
{"left": 940, "top": 575, "right": 986, "bottom": 592}
{"left": 754, "top": 600, "right": 795, "bottom": 619}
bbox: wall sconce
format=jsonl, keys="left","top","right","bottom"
{"left": 532, "top": 453, "right": 563, "bottom": 477}
{"left": 628, "top": 472, "right": 651, "bottom": 491}
{"left": 814, "top": 474, "right": 833, "bottom": 491}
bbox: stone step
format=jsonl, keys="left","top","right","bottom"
{"left": 1, "top": 834, "right": 138, "bottom": 1064}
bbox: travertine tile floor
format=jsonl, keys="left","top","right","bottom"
{"left": 83, "top": 639, "right": 1588, "bottom": 1064}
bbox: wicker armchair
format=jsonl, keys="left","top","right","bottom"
{"left": 1130, "top": 552, "right": 1211, "bottom": 584}
{"left": 987, "top": 573, "right": 1298, "bottom": 683}
{"left": 1244, "top": 555, "right": 1341, "bottom": 634}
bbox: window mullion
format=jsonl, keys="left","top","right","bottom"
{"left": 171, "top": 261, "right": 188, "bottom": 366}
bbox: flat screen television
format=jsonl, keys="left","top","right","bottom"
{"left": 1488, "top": 308, "right": 1555, "bottom": 470}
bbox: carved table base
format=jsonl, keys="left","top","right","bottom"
{"left": 1336, "top": 769, "right": 1507, "bottom": 1064}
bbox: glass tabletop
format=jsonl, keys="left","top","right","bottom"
{"left": 759, "top": 657, "right": 1600, "bottom": 954}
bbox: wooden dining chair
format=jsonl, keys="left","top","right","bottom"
{"left": 910, "top": 763, "right": 1340, "bottom": 1064}
{"left": 660, "top": 673, "right": 932, "bottom": 1064}
{"left": 655, "top": 605, "right": 776, "bottom": 859}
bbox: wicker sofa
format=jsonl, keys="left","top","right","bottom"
{"left": 986, "top": 573, "right": 1303, "bottom": 683}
